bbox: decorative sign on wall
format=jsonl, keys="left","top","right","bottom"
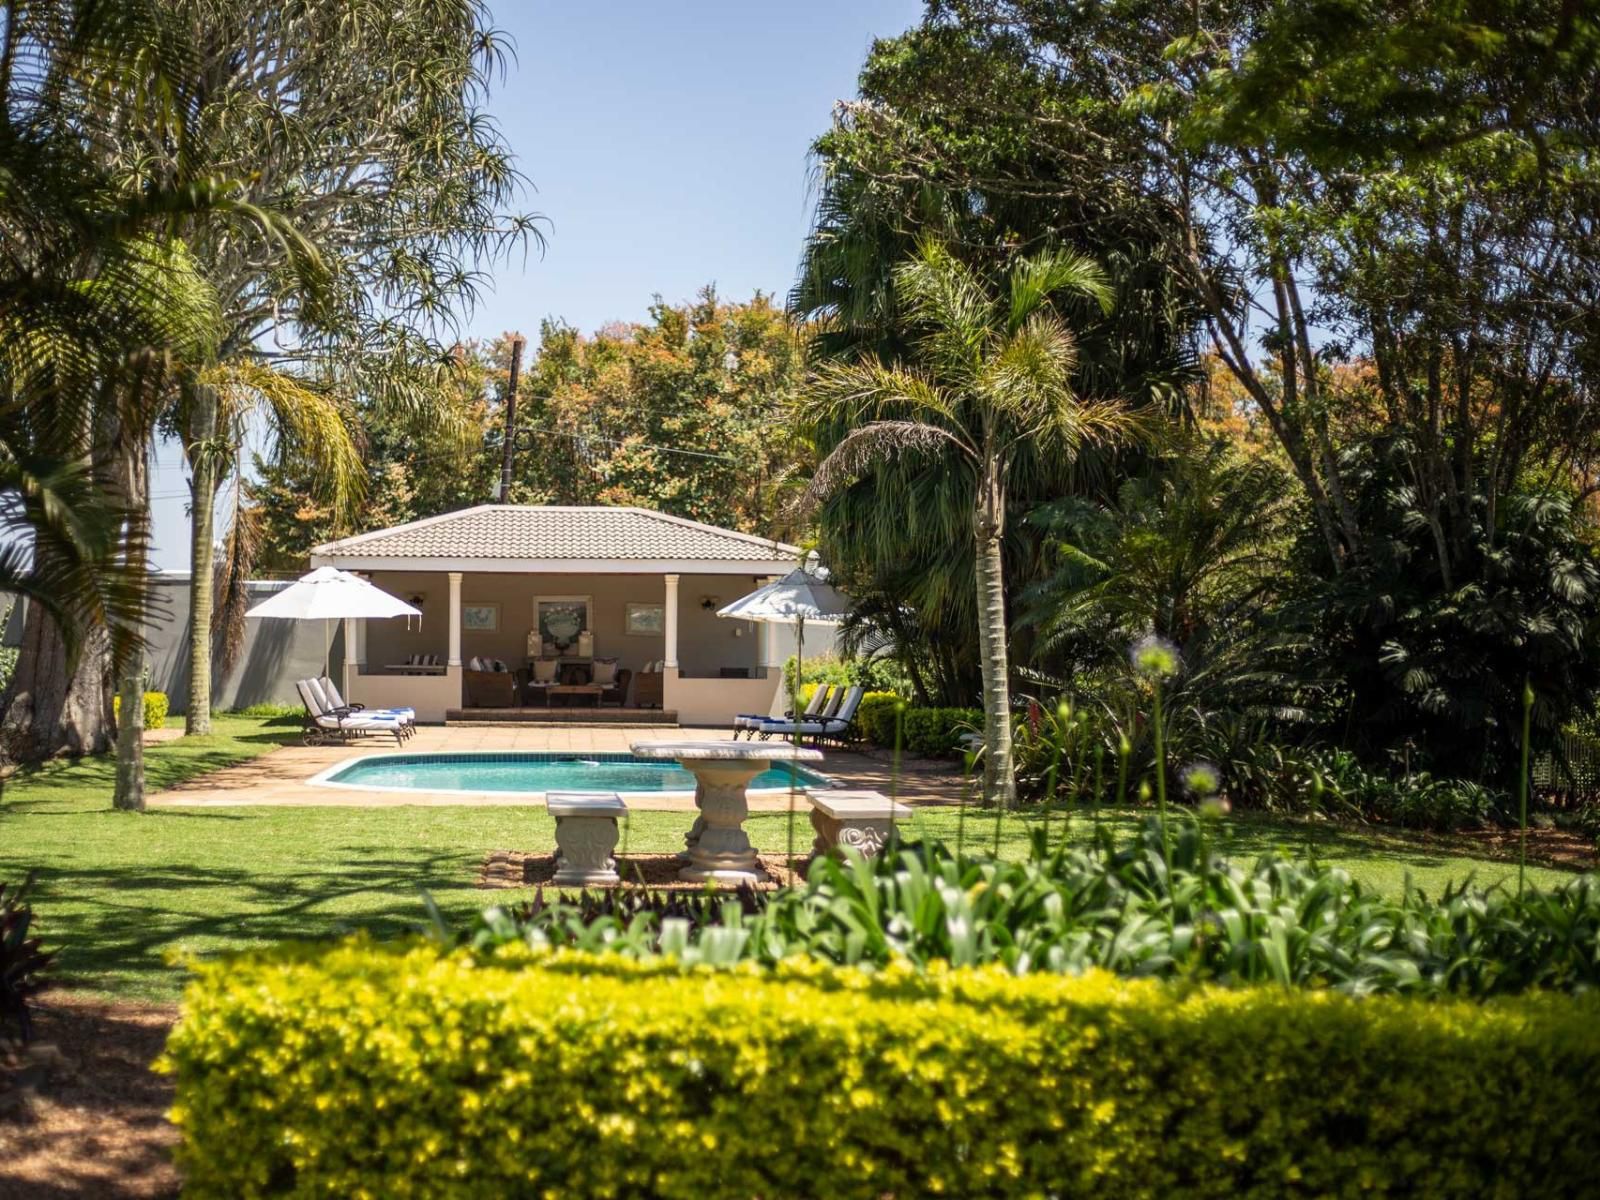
{"left": 625, "top": 602, "right": 664, "bottom": 635}
{"left": 462, "top": 603, "right": 499, "bottom": 632}
{"left": 535, "top": 596, "right": 591, "bottom": 655}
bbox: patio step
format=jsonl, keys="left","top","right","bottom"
{"left": 445, "top": 706, "right": 678, "bottom": 726}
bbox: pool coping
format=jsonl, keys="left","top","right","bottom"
{"left": 305, "top": 750, "right": 839, "bottom": 802}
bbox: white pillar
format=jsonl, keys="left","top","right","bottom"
{"left": 447, "top": 571, "right": 463, "bottom": 667}
{"left": 343, "top": 616, "right": 366, "bottom": 698}
{"left": 757, "top": 575, "right": 778, "bottom": 676}
{"left": 663, "top": 573, "right": 680, "bottom": 670}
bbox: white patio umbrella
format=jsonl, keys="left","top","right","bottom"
{"left": 717, "top": 566, "right": 852, "bottom": 719}
{"left": 246, "top": 566, "right": 421, "bottom": 678}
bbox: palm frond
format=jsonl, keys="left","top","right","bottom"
{"left": 1007, "top": 247, "right": 1114, "bottom": 333}
{"left": 799, "top": 420, "right": 974, "bottom": 515}
{"left": 200, "top": 359, "right": 365, "bottom": 516}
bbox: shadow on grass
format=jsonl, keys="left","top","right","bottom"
{"left": 30, "top": 847, "right": 474, "bottom": 995}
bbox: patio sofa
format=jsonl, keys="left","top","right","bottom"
{"left": 463, "top": 657, "right": 517, "bottom": 707}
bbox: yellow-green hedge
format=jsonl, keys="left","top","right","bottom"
{"left": 113, "top": 689, "right": 169, "bottom": 730}
{"left": 161, "top": 943, "right": 1600, "bottom": 1199}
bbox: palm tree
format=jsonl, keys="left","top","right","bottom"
{"left": 802, "top": 241, "right": 1136, "bottom": 807}
{"left": 178, "top": 361, "right": 365, "bottom": 730}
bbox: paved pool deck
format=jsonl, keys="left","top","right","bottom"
{"left": 148, "top": 724, "right": 973, "bottom": 811}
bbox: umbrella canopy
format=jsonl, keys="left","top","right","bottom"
{"left": 719, "top": 568, "right": 852, "bottom": 741}
{"left": 246, "top": 567, "right": 420, "bottom": 622}
{"left": 247, "top": 567, "right": 421, "bottom": 679}
{"left": 716, "top": 567, "right": 851, "bottom": 626}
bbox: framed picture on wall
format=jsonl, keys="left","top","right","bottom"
{"left": 534, "top": 596, "right": 591, "bottom": 656}
{"left": 462, "top": 603, "right": 499, "bottom": 632}
{"left": 625, "top": 602, "right": 664, "bottom": 636}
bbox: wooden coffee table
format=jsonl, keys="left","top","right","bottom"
{"left": 546, "top": 684, "right": 602, "bottom": 708}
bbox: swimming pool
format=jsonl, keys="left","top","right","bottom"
{"left": 309, "top": 752, "right": 832, "bottom": 797}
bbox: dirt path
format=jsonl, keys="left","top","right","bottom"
{"left": 0, "top": 994, "right": 180, "bottom": 1199}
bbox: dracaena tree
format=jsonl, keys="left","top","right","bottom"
{"left": 158, "top": 0, "right": 540, "bottom": 735}
{"left": 0, "top": 0, "right": 326, "bottom": 806}
{"left": 800, "top": 241, "right": 1135, "bottom": 807}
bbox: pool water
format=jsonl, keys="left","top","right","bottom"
{"left": 321, "top": 752, "right": 829, "bottom": 795}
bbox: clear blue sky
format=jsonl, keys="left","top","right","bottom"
{"left": 147, "top": 0, "right": 926, "bottom": 568}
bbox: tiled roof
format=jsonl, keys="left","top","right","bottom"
{"left": 310, "top": 506, "right": 798, "bottom": 564}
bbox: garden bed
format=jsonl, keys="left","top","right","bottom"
{"left": 477, "top": 850, "right": 806, "bottom": 891}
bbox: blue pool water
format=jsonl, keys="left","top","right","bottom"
{"left": 322, "top": 752, "right": 830, "bottom": 795}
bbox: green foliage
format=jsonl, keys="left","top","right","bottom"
{"left": 164, "top": 942, "right": 1600, "bottom": 1198}
{"left": 784, "top": 654, "right": 904, "bottom": 696}
{"left": 900, "top": 706, "right": 984, "bottom": 758}
{"left": 0, "top": 875, "right": 52, "bottom": 1046}
{"left": 222, "top": 702, "right": 302, "bottom": 720}
{"left": 251, "top": 292, "right": 811, "bottom": 570}
{"left": 854, "top": 692, "right": 904, "bottom": 746}
{"left": 1289, "top": 445, "right": 1600, "bottom": 784}
{"left": 813, "top": 1, "right": 1600, "bottom": 794}
{"left": 470, "top": 816, "right": 1600, "bottom": 999}
{"left": 1310, "top": 751, "right": 1507, "bottom": 832}
{"left": 112, "top": 691, "right": 169, "bottom": 731}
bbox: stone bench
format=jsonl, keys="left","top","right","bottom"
{"left": 806, "top": 789, "right": 913, "bottom": 859}
{"left": 548, "top": 791, "right": 627, "bottom": 886}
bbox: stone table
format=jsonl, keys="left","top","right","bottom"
{"left": 631, "top": 740, "right": 824, "bottom": 883}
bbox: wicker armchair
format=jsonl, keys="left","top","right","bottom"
{"left": 463, "top": 665, "right": 517, "bottom": 707}
{"left": 599, "top": 668, "right": 632, "bottom": 707}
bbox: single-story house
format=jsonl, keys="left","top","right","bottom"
{"left": 311, "top": 505, "right": 813, "bottom": 725}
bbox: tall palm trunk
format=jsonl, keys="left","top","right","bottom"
{"left": 973, "top": 450, "right": 1017, "bottom": 808}
{"left": 185, "top": 386, "right": 219, "bottom": 734}
{"left": 113, "top": 441, "right": 150, "bottom": 812}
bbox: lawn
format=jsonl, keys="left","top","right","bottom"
{"left": 0, "top": 716, "right": 1583, "bottom": 1001}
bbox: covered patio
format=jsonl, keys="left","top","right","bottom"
{"left": 310, "top": 505, "right": 804, "bottom": 725}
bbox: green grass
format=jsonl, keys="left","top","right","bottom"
{"left": 0, "top": 717, "right": 1583, "bottom": 1001}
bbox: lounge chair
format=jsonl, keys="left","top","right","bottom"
{"left": 734, "top": 683, "right": 832, "bottom": 739}
{"left": 754, "top": 685, "right": 863, "bottom": 745}
{"left": 318, "top": 676, "right": 415, "bottom": 734}
{"left": 296, "top": 679, "right": 405, "bottom": 747}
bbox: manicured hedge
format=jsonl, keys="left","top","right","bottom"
{"left": 902, "top": 705, "right": 983, "bottom": 756}
{"left": 163, "top": 942, "right": 1600, "bottom": 1198}
{"left": 112, "top": 689, "right": 169, "bottom": 730}
{"left": 852, "top": 691, "right": 902, "bottom": 744}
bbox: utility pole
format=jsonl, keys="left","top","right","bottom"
{"left": 498, "top": 333, "right": 527, "bottom": 503}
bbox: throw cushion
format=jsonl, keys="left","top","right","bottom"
{"left": 467, "top": 655, "right": 483, "bottom": 672}
{"left": 533, "top": 658, "right": 558, "bottom": 683}
{"left": 591, "top": 659, "right": 617, "bottom": 686}
{"left": 491, "top": 659, "right": 508, "bottom": 673}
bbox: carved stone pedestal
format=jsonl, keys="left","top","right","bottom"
{"left": 548, "top": 791, "right": 626, "bottom": 886}
{"left": 807, "top": 790, "right": 913, "bottom": 859}
{"left": 629, "top": 740, "right": 825, "bottom": 886}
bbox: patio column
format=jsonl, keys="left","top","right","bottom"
{"left": 757, "top": 575, "right": 779, "bottom": 677}
{"left": 344, "top": 615, "right": 366, "bottom": 697}
{"left": 348, "top": 573, "right": 368, "bottom": 686}
{"left": 447, "top": 571, "right": 463, "bottom": 667}
{"left": 663, "top": 572, "right": 680, "bottom": 670}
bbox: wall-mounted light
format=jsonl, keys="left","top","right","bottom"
{"left": 700, "top": 595, "right": 721, "bottom": 611}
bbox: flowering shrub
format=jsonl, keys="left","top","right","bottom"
{"left": 163, "top": 943, "right": 1600, "bottom": 1198}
